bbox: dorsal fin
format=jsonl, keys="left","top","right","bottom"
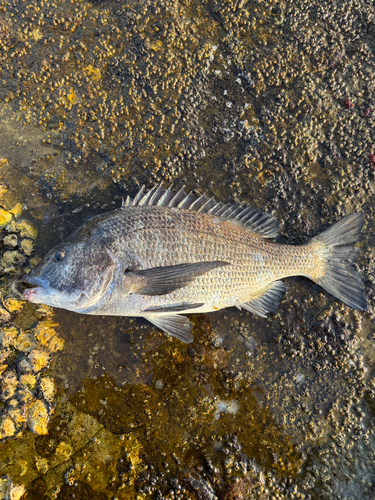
{"left": 123, "top": 185, "right": 280, "bottom": 238}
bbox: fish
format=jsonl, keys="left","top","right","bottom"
{"left": 23, "top": 185, "right": 367, "bottom": 343}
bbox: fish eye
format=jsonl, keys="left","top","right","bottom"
{"left": 52, "top": 248, "right": 66, "bottom": 262}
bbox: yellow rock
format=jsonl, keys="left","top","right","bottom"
{"left": 0, "top": 304, "right": 12, "bottom": 322}
{"left": 0, "top": 417, "right": 16, "bottom": 438}
{"left": 27, "top": 400, "right": 49, "bottom": 435}
{"left": 2, "top": 371, "right": 18, "bottom": 400}
{"left": 39, "top": 376, "right": 55, "bottom": 402}
{"left": 8, "top": 408, "right": 26, "bottom": 428}
{"left": 35, "top": 303, "right": 51, "bottom": 315}
{"left": 1, "top": 326, "right": 19, "bottom": 347}
{"left": 5, "top": 219, "right": 17, "bottom": 232}
{"left": 20, "top": 373, "right": 37, "bottom": 389}
{"left": 17, "top": 388, "right": 33, "bottom": 404}
{"left": 0, "top": 207, "right": 13, "bottom": 228}
{"left": 0, "top": 349, "right": 12, "bottom": 365}
{"left": 28, "top": 349, "right": 50, "bottom": 372}
{"left": 15, "top": 220, "right": 38, "bottom": 239}
{"left": 20, "top": 238, "right": 34, "bottom": 256}
{"left": 10, "top": 203, "right": 23, "bottom": 219}
{"left": 3, "top": 297, "right": 24, "bottom": 314}
{"left": 14, "top": 332, "right": 36, "bottom": 352}
{"left": 9, "top": 483, "right": 26, "bottom": 500}
{"left": 46, "top": 335, "right": 64, "bottom": 353}
{"left": 34, "top": 319, "right": 64, "bottom": 353}
{"left": 34, "top": 319, "right": 58, "bottom": 345}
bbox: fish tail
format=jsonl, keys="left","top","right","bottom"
{"left": 307, "top": 212, "right": 367, "bottom": 311}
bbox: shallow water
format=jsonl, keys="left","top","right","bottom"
{"left": 0, "top": 0, "right": 375, "bottom": 498}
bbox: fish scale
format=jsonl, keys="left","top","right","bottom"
{"left": 23, "top": 185, "right": 367, "bottom": 343}
{"left": 103, "top": 207, "right": 313, "bottom": 291}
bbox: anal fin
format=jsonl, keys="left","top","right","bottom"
{"left": 240, "top": 281, "right": 287, "bottom": 318}
{"left": 145, "top": 314, "right": 193, "bottom": 343}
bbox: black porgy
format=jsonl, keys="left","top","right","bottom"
{"left": 23, "top": 185, "right": 367, "bottom": 343}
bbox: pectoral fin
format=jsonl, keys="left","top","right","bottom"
{"left": 144, "top": 302, "right": 204, "bottom": 313}
{"left": 124, "top": 261, "right": 229, "bottom": 296}
{"left": 145, "top": 314, "right": 193, "bottom": 343}
{"left": 240, "top": 281, "right": 287, "bottom": 318}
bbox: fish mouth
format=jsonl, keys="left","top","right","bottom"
{"left": 23, "top": 275, "right": 50, "bottom": 303}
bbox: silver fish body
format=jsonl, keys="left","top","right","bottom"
{"left": 23, "top": 185, "right": 367, "bottom": 343}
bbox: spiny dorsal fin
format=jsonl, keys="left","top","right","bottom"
{"left": 123, "top": 184, "right": 280, "bottom": 238}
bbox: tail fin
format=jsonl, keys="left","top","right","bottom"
{"left": 309, "top": 212, "right": 367, "bottom": 311}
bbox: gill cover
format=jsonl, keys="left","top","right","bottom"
{"left": 74, "top": 242, "right": 117, "bottom": 311}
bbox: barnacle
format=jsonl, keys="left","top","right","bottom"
{"left": 0, "top": 211, "right": 63, "bottom": 443}
{"left": 27, "top": 400, "right": 49, "bottom": 435}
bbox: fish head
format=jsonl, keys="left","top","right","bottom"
{"left": 23, "top": 239, "right": 116, "bottom": 311}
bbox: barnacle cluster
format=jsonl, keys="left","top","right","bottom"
{"left": 0, "top": 0, "right": 222, "bottom": 201}
{"left": 0, "top": 0, "right": 374, "bottom": 214}
{"left": 0, "top": 197, "right": 63, "bottom": 441}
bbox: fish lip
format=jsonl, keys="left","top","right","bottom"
{"left": 22, "top": 275, "right": 50, "bottom": 289}
{"left": 23, "top": 276, "right": 50, "bottom": 303}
